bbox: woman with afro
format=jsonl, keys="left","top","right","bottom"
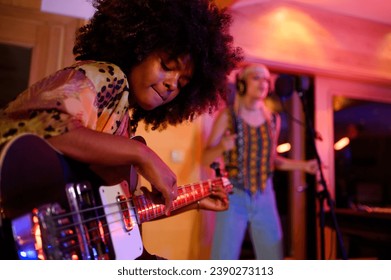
{"left": 0, "top": 0, "right": 242, "bottom": 218}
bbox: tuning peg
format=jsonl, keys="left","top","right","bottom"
{"left": 209, "top": 161, "right": 222, "bottom": 177}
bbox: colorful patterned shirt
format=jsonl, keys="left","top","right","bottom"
{"left": 0, "top": 61, "right": 131, "bottom": 145}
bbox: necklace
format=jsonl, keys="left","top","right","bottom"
{"left": 241, "top": 104, "right": 261, "bottom": 113}
{"left": 243, "top": 106, "right": 257, "bottom": 111}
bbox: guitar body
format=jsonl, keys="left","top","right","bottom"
{"left": 0, "top": 134, "right": 142, "bottom": 260}
{"left": 0, "top": 134, "right": 70, "bottom": 259}
{"left": 0, "top": 133, "right": 72, "bottom": 220}
{"left": 0, "top": 134, "right": 232, "bottom": 260}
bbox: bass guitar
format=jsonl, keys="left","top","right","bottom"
{"left": 0, "top": 133, "right": 232, "bottom": 260}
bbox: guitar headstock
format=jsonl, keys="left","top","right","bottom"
{"left": 221, "top": 177, "right": 233, "bottom": 194}
{"left": 209, "top": 161, "right": 221, "bottom": 177}
{"left": 210, "top": 161, "right": 228, "bottom": 178}
{"left": 209, "top": 162, "right": 232, "bottom": 193}
{"left": 211, "top": 176, "right": 233, "bottom": 195}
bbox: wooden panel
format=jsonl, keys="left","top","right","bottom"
{"left": 0, "top": 4, "right": 84, "bottom": 84}
{"left": 0, "top": 0, "right": 41, "bottom": 10}
{"left": 0, "top": 15, "right": 37, "bottom": 45}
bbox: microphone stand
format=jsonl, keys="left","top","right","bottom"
{"left": 296, "top": 90, "right": 348, "bottom": 260}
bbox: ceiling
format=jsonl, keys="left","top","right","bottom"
{"left": 41, "top": 0, "right": 391, "bottom": 26}
{"left": 220, "top": 0, "right": 391, "bottom": 26}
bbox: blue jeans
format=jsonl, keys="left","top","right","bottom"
{"left": 210, "top": 178, "right": 283, "bottom": 260}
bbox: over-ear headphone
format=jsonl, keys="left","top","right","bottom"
{"left": 235, "top": 73, "right": 246, "bottom": 96}
{"left": 266, "top": 79, "right": 272, "bottom": 97}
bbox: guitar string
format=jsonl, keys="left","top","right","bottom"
{"left": 52, "top": 185, "right": 210, "bottom": 232}
{"left": 37, "top": 183, "right": 223, "bottom": 257}
{"left": 52, "top": 179, "right": 221, "bottom": 232}
{"left": 53, "top": 187, "right": 211, "bottom": 235}
{"left": 52, "top": 178, "right": 220, "bottom": 222}
{"left": 35, "top": 179, "right": 231, "bottom": 259}
{"left": 40, "top": 192, "right": 212, "bottom": 257}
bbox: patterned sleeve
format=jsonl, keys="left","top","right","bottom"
{"left": 0, "top": 61, "right": 131, "bottom": 145}
{"left": 72, "top": 61, "right": 131, "bottom": 136}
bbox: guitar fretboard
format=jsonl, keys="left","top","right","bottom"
{"left": 133, "top": 177, "right": 229, "bottom": 223}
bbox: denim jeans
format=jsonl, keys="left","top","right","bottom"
{"left": 210, "top": 178, "right": 283, "bottom": 260}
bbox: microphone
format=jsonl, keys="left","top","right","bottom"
{"left": 295, "top": 76, "right": 311, "bottom": 93}
{"left": 274, "top": 74, "right": 295, "bottom": 100}
{"left": 274, "top": 74, "right": 322, "bottom": 141}
{"left": 274, "top": 74, "right": 311, "bottom": 100}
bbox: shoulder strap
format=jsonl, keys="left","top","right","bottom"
{"left": 227, "top": 106, "right": 238, "bottom": 134}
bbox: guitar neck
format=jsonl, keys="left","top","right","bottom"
{"left": 133, "top": 178, "right": 227, "bottom": 223}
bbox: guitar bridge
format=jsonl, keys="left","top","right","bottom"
{"left": 99, "top": 181, "right": 143, "bottom": 260}
{"left": 66, "top": 182, "right": 111, "bottom": 260}
{"left": 117, "top": 195, "right": 134, "bottom": 231}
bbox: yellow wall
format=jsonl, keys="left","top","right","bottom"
{"left": 136, "top": 119, "right": 207, "bottom": 260}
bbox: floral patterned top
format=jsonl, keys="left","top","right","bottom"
{"left": 0, "top": 61, "right": 131, "bottom": 146}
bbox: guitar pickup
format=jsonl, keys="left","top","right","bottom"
{"left": 116, "top": 195, "right": 133, "bottom": 231}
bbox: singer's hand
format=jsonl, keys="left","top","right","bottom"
{"left": 305, "top": 159, "right": 319, "bottom": 175}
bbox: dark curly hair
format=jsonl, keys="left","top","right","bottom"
{"left": 73, "top": 0, "right": 242, "bottom": 132}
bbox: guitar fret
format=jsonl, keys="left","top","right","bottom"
{"left": 134, "top": 178, "right": 229, "bottom": 223}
